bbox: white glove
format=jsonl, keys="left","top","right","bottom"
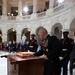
{"left": 59, "top": 57, "right": 63, "bottom": 60}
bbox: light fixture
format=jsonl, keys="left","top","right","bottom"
{"left": 8, "top": 13, "right": 10, "bottom": 16}
{"left": 11, "top": 14, "right": 13, "bottom": 16}
{"left": 28, "top": 29, "right": 30, "bottom": 32}
{"left": 16, "top": 10, "right": 18, "bottom": 12}
{"left": 0, "top": 34, "right": 1, "bottom": 37}
{"left": 12, "top": 28, "right": 15, "bottom": 32}
{"left": 13, "top": 29, "right": 15, "bottom": 31}
{"left": 58, "top": 0, "right": 64, "bottom": 3}
{"left": 23, "top": 6, "right": 28, "bottom": 13}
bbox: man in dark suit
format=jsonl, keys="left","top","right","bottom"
{"left": 33, "top": 28, "right": 62, "bottom": 75}
{"left": 60, "top": 29, "right": 74, "bottom": 75}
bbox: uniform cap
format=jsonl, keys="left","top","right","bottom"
{"left": 62, "top": 29, "right": 69, "bottom": 33}
{"left": 31, "top": 34, "right": 35, "bottom": 36}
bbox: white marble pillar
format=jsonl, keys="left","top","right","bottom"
{"left": 33, "top": 0, "right": 37, "bottom": 13}
{"left": 1, "top": 0, "right": 8, "bottom": 20}
{"left": 16, "top": 34, "right": 21, "bottom": 42}
{"left": 49, "top": 0, "right": 54, "bottom": 9}
{"left": 16, "top": 0, "right": 22, "bottom": 20}
{"left": 18, "top": 0, "right": 22, "bottom": 16}
{"left": 46, "top": 0, "right": 54, "bottom": 16}
{"left": 31, "top": 0, "right": 37, "bottom": 19}
{"left": 2, "top": 0, "right": 7, "bottom": 15}
{"left": 2, "top": 33, "right": 7, "bottom": 42}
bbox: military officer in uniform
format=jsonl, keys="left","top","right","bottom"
{"left": 32, "top": 28, "right": 62, "bottom": 75}
{"left": 60, "top": 29, "right": 74, "bottom": 75}
{"left": 28, "top": 34, "right": 38, "bottom": 52}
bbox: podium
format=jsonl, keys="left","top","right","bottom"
{"left": 7, "top": 54, "right": 45, "bottom": 75}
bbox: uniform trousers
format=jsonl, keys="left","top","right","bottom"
{"left": 44, "top": 59, "right": 61, "bottom": 75}
{"left": 61, "top": 59, "right": 69, "bottom": 75}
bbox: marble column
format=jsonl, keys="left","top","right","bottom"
{"left": 1, "top": 0, "right": 8, "bottom": 20}
{"left": 31, "top": 0, "right": 37, "bottom": 19}
{"left": 2, "top": 33, "right": 7, "bottom": 42}
{"left": 49, "top": 0, "right": 54, "bottom": 9}
{"left": 16, "top": 0, "right": 22, "bottom": 20}
{"left": 16, "top": 34, "right": 21, "bottom": 42}
{"left": 2, "top": 0, "right": 7, "bottom": 15}
{"left": 33, "top": 0, "right": 37, "bottom": 13}
{"left": 46, "top": 0, "right": 54, "bottom": 16}
{"left": 18, "top": 0, "right": 22, "bottom": 16}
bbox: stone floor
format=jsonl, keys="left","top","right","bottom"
{"left": 0, "top": 51, "right": 75, "bottom": 75}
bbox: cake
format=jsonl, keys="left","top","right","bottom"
{"left": 16, "top": 52, "right": 34, "bottom": 58}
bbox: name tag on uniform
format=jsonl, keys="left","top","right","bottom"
{"left": 62, "top": 49, "right": 67, "bottom": 51}
{"left": 29, "top": 46, "right": 33, "bottom": 48}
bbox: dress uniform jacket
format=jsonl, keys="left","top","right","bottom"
{"left": 28, "top": 39, "right": 38, "bottom": 52}
{"left": 60, "top": 37, "right": 74, "bottom": 75}
{"left": 61, "top": 37, "right": 74, "bottom": 60}
{"left": 34, "top": 35, "right": 62, "bottom": 75}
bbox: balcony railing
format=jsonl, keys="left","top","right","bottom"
{"left": 54, "top": 4, "right": 64, "bottom": 12}
{"left": 22, "top": 15, "right": 31, "bottom": 19}
{"left": 8, "top": 16, "right": 16, "bottom": 20}
{"left": 37, "top": 12, "right": 46, "bottom": 17}
{"left": 0, "top": 3, "right": 74, "bottom": 21}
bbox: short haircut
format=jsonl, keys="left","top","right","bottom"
{"left": 38, "top": 28, "right": 48, "bottom": 34}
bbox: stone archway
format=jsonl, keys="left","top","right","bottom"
{"left": 69, "top": 18, "right": 75, "bottom": 40}
{"left": 51, "top": 23, "right": 62, "bottom": 39}
{"left": 7, "top": 28, "right": 16, "bottom": 42}
{"left": 21, "top": 28, "right": 30, "bottom": 41}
